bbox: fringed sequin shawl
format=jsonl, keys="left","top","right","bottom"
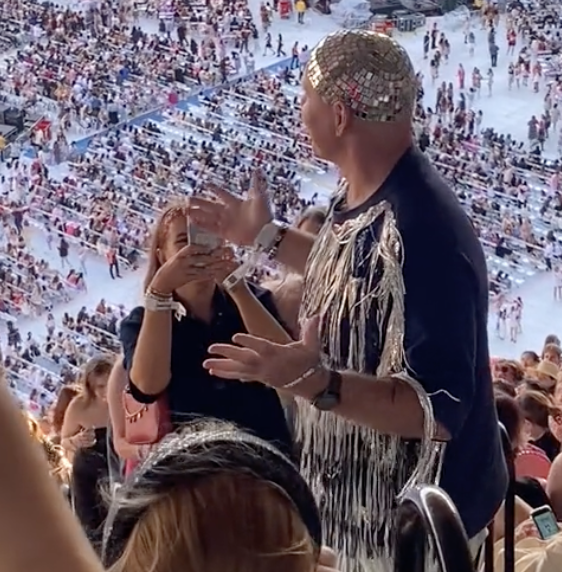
{"left": 297, "top": 193, "right": 445, "bottom": 572}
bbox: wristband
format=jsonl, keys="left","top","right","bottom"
{"left": 222, "top": 251, "right": 260, "bottom": 291}
{"left": 254, "top": 221, "right": 288, "bottom": 259}
{"left": 144, "top": 291, "right": 186, "bottom": 321}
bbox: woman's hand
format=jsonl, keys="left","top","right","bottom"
{"left": 72, "top": 427, "right": 96, "bottom": 449}
{"left": 515, "top": 519, "right": 540, "bottom": 543}
{"left": 187, "top": 169, "right": 272, "bottom": 246}
{"left": 213, "top": 248, "right": 239, "bottom": 283}
{"left": 150, "top": 245, "right": 235, "bottom": 295}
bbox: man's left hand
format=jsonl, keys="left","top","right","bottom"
{"left": 204, "top": 316, "right": 322, "bottom": 389}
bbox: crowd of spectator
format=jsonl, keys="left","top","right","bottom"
{"left": 0, "top": 0, "right": 278, "bottom": 141}
{"left": 0, "top": 5, "right": 562, "bottom": 572}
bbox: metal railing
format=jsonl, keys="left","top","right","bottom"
{"left": 394, "top": 485, "right": 474, "bottom": 572}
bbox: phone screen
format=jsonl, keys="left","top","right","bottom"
{"left": 532, "top": 506, "right": 560, "bottom": 540}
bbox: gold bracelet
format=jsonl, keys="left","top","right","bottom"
{"left": 146, "top": 286, "right": 173, "bottom": 300}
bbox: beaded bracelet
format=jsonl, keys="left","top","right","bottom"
{"left": 281, "top": 361, "right": 325, "bottom": 390}
{"left": 146, "top": 286, "right": 173, "bottom": 300}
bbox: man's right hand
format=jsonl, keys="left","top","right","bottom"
{"left": 187, "top": 169, "right": 272, "bottom": 246}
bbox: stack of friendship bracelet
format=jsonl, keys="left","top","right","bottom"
{"left": 144, "top": 287, "right": 187, "bottom": 320}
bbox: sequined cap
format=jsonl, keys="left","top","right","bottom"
{"left": 306, "top": 29, "right": 417, "bottom": 122}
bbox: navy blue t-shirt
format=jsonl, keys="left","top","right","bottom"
{"left": 331, "top": 147, "right": 507, "bottom": 538}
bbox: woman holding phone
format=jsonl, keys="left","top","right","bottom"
{"left": 61, "top": 355, "right": 114, "bottom": 549}
{"left": 119, "top": 201, "right": 294, "bottom": 459}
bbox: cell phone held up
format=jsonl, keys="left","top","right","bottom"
{"left": 187, "top": 218, "right": 221, "bottom": 250}
{"left": 530, "top": 505, "right": 560, "bottom": 540}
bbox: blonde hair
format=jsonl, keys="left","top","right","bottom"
{"left": 144, "top": 202, "right": 187, "bottom": 293}
{"left": 79, "top": 355, "right": 115, "bottom": 403}
{"left": 23, "top": 411, "right": 71, "bottom": 484}
{"left": 110, "top": 472, "right": 315, "bottom": 572}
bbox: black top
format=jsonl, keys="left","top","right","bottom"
{"left": 330, "top": 146, "right": 508, "bottom": 539}
{"left": 120, "top": 285, "right": 293, "bottom": 458}
{"left": 531, "top": 431, "right": 560, "bottom": 462}
{"left": 72, "top": 427, "right": 110, "bottom": 550}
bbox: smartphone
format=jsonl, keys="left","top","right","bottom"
{"left": 530, "top": 505, "right": 560, "bottom": 540}
{"left": 187, "top": 218, "right": 221, "bottom": 249}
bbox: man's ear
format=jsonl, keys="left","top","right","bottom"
{"left": 333, "top": 101, "right": 350, "bottom": 138}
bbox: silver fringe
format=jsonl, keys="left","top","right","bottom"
{"left": 297, "top": 198, "right": 445, "bottom": 572}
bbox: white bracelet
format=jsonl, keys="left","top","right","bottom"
{"left": 144, "top": 292, "right": 186, "bottom": 321}
{"left": 222, "top": 251, "right": 260, "bottom": 291}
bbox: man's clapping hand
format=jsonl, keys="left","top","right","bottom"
{"left": 204, "top": 316, "right": 323, "bottom": 389}
{"left": 187, "top": 169, "right": 273, "bottom": 246}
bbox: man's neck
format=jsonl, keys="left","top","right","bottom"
{"left": 340, "top": 144, "right": 410, "bottom": 211}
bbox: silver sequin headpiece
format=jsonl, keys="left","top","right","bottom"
{"left": 101, "top": 421, "right": 322, "bottom": 566}
{"left": 306, "top": 29, "right": 417, "bottom": 122}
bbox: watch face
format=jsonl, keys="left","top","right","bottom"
{"left": 313, "top": 392, "right": 340, "bottom": 411}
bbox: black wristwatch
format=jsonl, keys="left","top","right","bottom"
{"left": 311, "top": 370, "right": 342, "bottom": 411}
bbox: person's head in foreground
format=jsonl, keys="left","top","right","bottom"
{"left": 532, "top": 360, "right": 559, "bottom": 393}
{"left": 493, "top": 359, "right": 525, "bottom": 386}
{"left": 301, "top": 30, "right": 416, "bottom": 164}
{"left": 521, "top": 351, "right": 541, "bottom": 371}
{"left": 543, "top": 334, "right": 561, "bottom": 350}
{"left": 102, "top": 421, "right": 324, "bottom": 572}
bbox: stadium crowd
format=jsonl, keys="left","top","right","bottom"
{"left": 1, "top": 2, "right": 562, "bottom": 572}
{"left": 1, "top": 3, "right": 562, "bottom": 407}
{"left": 0, "top": 0, "right": 274, "bottom": 137}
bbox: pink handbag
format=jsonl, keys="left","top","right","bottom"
{"left": 122, "top": 389, "right": 171, "bottom": 445}
{"left": 122, "top": 389, "right": 171, "bottom": 477}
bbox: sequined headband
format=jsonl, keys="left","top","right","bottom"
{"left": 306, "top": 29, "right": 417, "bottom": 122}
{"left": 101, "top": 426, "right": 322, "bottom": 566}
